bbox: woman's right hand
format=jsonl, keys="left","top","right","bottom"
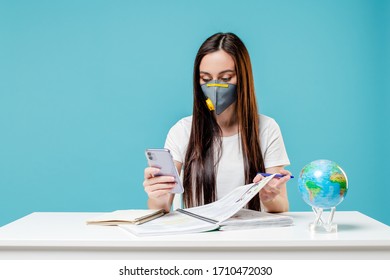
{"left": 143, "top": 167, "right": 176, "bottom": 201}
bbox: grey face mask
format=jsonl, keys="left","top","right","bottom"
{"left": 201, "top": 80, "right": 237, "bottom": 115}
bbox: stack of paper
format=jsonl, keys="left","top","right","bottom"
{"left": 219, "top": 208, "right": 293, "bottom": 231}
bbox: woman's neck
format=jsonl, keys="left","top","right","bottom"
{"left": 215, "top": 105, "right": 238, "bottom": 137}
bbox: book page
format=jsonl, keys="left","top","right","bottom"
{"left": 219, "top": 208, "right": 293, "bottom": 230}
{"left": 119, "top": 211, "right": 219, "bottom": 236}
{"left": 184, "top": 174, "right": 275, "bottom": 223}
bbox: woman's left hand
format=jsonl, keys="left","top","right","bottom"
{"left": 253, "top": 169, "right": 291, "bottom": 203}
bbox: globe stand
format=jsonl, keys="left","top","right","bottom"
{"left": 309, "top": 207, "right": 337, "bottom": 233}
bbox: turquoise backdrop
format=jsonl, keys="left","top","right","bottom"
{"left": 1, "top": 0, "right": 389, "bottom": 226}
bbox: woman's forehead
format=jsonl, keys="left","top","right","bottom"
{"left": 199, "top": 50, "right": 235, "bottom": 74}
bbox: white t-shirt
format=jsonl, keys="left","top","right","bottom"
{"left": 164, "top": 114, "right": 290, "bottom": 200}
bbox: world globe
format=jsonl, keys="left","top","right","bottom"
{"left": 298, "top": 160, "right": 348, "bottom": 209}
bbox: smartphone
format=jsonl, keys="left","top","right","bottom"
{"left": 145, "top": 148, "right": 184, "bottom": 194}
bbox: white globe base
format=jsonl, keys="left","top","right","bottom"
{"left": 309, "top": 206, "right": 338, "bottom": 233}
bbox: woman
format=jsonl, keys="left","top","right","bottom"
{"left": 143, "top": 32, "right": 291, "bottom": 213}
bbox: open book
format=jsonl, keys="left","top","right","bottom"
{"left": 119, "top": 174, "right": 293, "bottom": 236}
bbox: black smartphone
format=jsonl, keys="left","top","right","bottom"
{"left": 145, "top": 148, "right": 184, "bottom": 194}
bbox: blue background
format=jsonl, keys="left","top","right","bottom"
{"left": 1, "top": 0, "right": 389, "bottom": 226}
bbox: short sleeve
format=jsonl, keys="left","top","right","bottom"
{"left": 261, "top": 117, "right": 290, "bottom": 169}
{"left": 164, "top": 117, "right": 192, "bottom": 164}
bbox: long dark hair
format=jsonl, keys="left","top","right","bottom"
{"left": 183, "top": 32, "right": 265, "bottom": 210}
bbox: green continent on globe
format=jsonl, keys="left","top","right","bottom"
{"left": 330, "top": 173, "right": 347, "bottom": 196}
{"left": 305, "top": 181, "right": 322, "bottom": 201}
{"left": 301, "top": 164, "right": 314, "bottom": 176}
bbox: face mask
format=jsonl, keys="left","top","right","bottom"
{"left": 201, "top": 80, "right": 237, "bottom": 115}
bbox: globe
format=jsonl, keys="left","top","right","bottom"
{"left": 298, "top": 160, "right": 348, "bottom": 209}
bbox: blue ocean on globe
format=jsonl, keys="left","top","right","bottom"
{"left": 298, "top": 160, "right": 348, "bottom": 209}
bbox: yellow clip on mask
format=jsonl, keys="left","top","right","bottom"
{"left": 201, "top": 80, "right": 237, "bottom": 115}
{"left": 205, "top": 98, "right": 215, "bottom": 111}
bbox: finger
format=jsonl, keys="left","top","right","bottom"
{"left": 270, "top": 174, "right": 290, "bottom": 186}
{"left": 278, "top": 170, "right": 292, "bottom": 181}
{"left": 148, "top": 189, "right": 172, "bottom": 199}
{"left": 263, "top": 185, "right": 281, "bottom": 195}
{"left": 143, "top": 175, "right": 175, "bottom": 189}
{"left": 277, "top": 175, "right": 290, "bottom": 185}
{"left": 261, "top": 187, "right": 273, "bottom": 195}
{"left": 148, "top": 175, "right": 176, "bottom": 186}
{"left": 269, "top": 187, "right": 281, "bottom": 195}
{"left": 144, "top": 167, "right": 161, "bottom": 179}
{"left": 266, "top": 178, "right": 280, "bottom": 188}
{"left": 145, "top": 182, "right": 175, "bottom": 193}
{"left": 253, "top": 173, "right": 264, "bottom": 183}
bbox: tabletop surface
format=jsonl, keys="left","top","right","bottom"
{"left": 0, "top": 211, "right": 389, "bottom": 249}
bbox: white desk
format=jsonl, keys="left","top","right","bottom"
{"left": 0, "top": 211, "right": 389, "bottom": 260}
